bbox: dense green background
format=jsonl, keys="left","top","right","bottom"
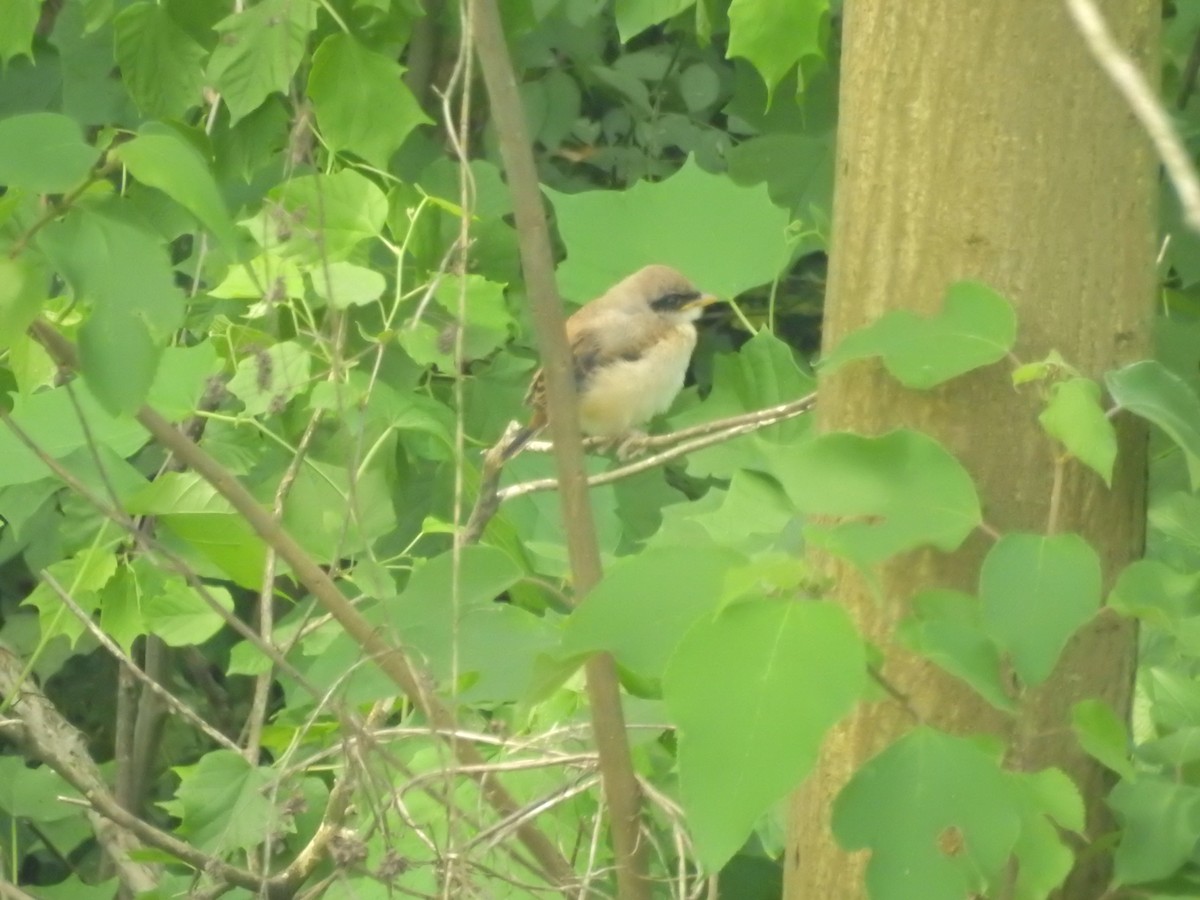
{"left": 0, "top": 0, "right": 1199, "bottom": 897}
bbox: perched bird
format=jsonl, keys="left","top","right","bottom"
{"left": 504, "top": 264, "right": 718, "bottom": 459}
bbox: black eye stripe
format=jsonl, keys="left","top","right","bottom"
{"left": 650, "top": 290, "right": 700, "bottom": 311}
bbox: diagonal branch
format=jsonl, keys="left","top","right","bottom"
{"left": 26, "top": 319, "right": 578, "bottom": 891}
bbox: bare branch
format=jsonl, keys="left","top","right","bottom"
{"left": 503, "top": 393, "right": 817, "bottom": 501}
{"left": 38, "top": 571, "right": 241, "bottom": 754}
{"left": 1064, "top": 0, "right": 1200, "bottom": 230}
{"left": 25, "top": 320, "right": 579, "bottom": 890}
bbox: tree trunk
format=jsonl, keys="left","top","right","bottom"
{"left": 785, "top": 1, "right": 1158, "bottom": 897}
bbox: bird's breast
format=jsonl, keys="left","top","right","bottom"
{"left": 577, "top": 324, "right": 697, "bottom": 437}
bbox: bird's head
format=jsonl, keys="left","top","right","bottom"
{"left": 619, "top": 264, "right": 720, "bottom": 323}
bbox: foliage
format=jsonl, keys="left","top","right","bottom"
{"left": 0, "top": 0, "right": 1197, "bottom": 898}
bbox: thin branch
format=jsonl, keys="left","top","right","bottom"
{"left": 868, "top": 665, "right": 924, "bottom": 724}
{"left": 502, "top": 393, "right": 817, "bottom": 500}
{"left": 470, "top": 2, "right": 650, "bottom": 897}
{"left": 38, "top": 572, "right": 241, "bottom": 754}
{"left": 1064, "top": 0, "right": 1200, "bottom": 230}
{"left": 26, "top": 320, "right": 578, "bottom": 890}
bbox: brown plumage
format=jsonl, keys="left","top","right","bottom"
{"left": 503, "top": 265, "right": 717, "bottom": 459}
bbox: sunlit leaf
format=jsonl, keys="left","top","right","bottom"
{"left": 0, "top": 113, "right": 100, "bottom": 194}
{"left": 1110, "top": 778, "right": 1200, "bottom": 885}
{"left": 308, "top": 34, "right": 430, "bottom": 168}
{"left": 1038, "top": 377, "right": 1117, "bottom": 485}
{"left": 833, "top": 728, "right": 1021, "bottom": 900}
{"left": 1072, "top": 699, "right": 1135, "bottom": 781}
{"left": 727, "top": 0, "right": 827, "bottom": 99}
{"left": 562, "top": 545, "right": 747, "bottom": 679}
{"left": 547, "top": 158, "right": 790, "bottom": 303}
{"left": 207, "top": 0, "right": 317, "bottom": 122}
{"left": 0, "top": 0, "right": 39, "bottom": 64}
{"left": 1107, "top": 359, "right": 1200, "bottom": 489}
{"left": 776, "top": 429, "right": 982, "bottom": 568}
{"left": 113, "top": 3, "right": 206, "bottom": 117}
{"left": 38, "top": 208, "right": 185, "bottom": 413}
{"left": 665, "top": 599, "right": 865, "bottom": 870}
{"left": 821, "top": 281, "right": 1017, "bottom": 389}
{"left": 979, "top": 533, "right": 1102, "bottom": 686}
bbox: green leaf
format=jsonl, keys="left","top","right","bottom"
{"left": 146, "top": 341, "right": 222, "bottom": 421}
{"left": 113, "top": 3, "right": 207, "bottom": 118}
{"left": 112, "top": 128, "right": 240, "bottom": 255}
{"left": 0, "top": 0, "right": 40, "bottom": 64}
{"left": 310, "top": 261, "right": 387, "bottom": 309}
{"left": 670, "top": 330, "right": 815, "bottom": 480}
{"left": 0, "top": 384, "right": 149, "bottom": 488}
{"left": 226, "top": 340, "right": 311, "bottom": 415}
{"left": 979, "top": 533, "right": 1102, "bottom": 686}
{"left": 562, "top": 545, "right": 747, "bottom": 679}
{"left": 897, "top": 590, "right": 1014, "bottom": 712}
{"left": 168, "top": 751, "right": 276, "bottom": 853}
{"left": 143, "top": 578, "right": 234, "bottom": 647}
{"left": 1038, "top": 377, "right": 1118, "bottom": 485}
{"left": 1072, "top": 699, "right": 1135, "bottom": 781}
{"left": 546, "top": 158, "right": 790, "bottom": 303}
{"left": 726, "top": 0, "right": 827, "bottom": 99}
{"left": 125, "top": 473, "right": 267, "bottom": 589}
{"left": 0, "top": 113, "right": 101, "bottom": 194}
{"left": 207, "top": 0, "right": 317, "bottom": 123}
{"left": 833, "top": 728, "right": 1022, "bottom": 900}
{"left": 252, "top": 170, "right": 388, "bottom": 261}
{"left": 1010, "top": 769, "right": 1084, "bottom": 900}
{"left": 388, "top": 546, "right": 557, "bottom": 702}
{"left": 1137, "top": 727, "right": 1200, "bottom": 768}
{"left": 776, "top": 429, "right": 982, "bottom": 568}
{"left": 727, "top": 131, "right": 835, "bottom": 229}
{"left": 308, "top": 33, "right": 431, "bottom": 168}
{"left": 1106, "top": 359, "right": 1200, "bottom": 490}
{"left": 0, "top": 256, "right": 47, "bottom": 351}
{"left": 664, "top": 599, "right": 865, "bottom": 870}
{"left": 821, "top": 281, "right": 1017, "bottom": 389}
{"left": 615, "top": 0, "right": 696, "bottom": 43}
{"left": 1107, "top": 559, "right": 1200, "bottom": 628}
{"left": 1109, "top": 777, "right": 1200, "bottom": 884}
{"left": 38, "top": 208, "right": 185, "bottom": 414}
{"left": 1142, "top": 666, "right": 1200, "bottom": 731}
{"left": 24, "top": 551, "right": 119, "bottom": 646}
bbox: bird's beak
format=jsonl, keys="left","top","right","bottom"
{"left": 687, "top": 293, "right": 721, "bottom": 310}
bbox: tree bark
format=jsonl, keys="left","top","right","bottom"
{"left": 785, "top": 1, "right": 1157, "bottom": 897}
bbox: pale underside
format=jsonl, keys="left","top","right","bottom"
{"left": 576, "top": 323, "right": 697, "bottom": 436}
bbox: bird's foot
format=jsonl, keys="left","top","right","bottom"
{"left": 612, "top": 430, "right": 649, "bottom": 461}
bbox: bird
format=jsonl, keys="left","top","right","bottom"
{"left": 502, "top": 264, "right": 718, "bottom": 460}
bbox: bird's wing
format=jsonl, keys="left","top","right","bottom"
{"left": 524, "top": 315, "right": 672, "bottom": 410}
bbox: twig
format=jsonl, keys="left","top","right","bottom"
{"left": 26, "top": 320, "right": 578, "bottom": 890}
{"left": 38, "top": 572, "right": 241, "bottom": 755}
{"left": 463, "top": 394, "right": 817, "bottom": 541}
{"left": 868, "top": 665, "right": 923, "bottom": 723}
{"left": 1065, "top": 0, "right": 1200, "bottom": 230}
{"left": 501, "top": 393, "right": 817, "bottom": 501}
